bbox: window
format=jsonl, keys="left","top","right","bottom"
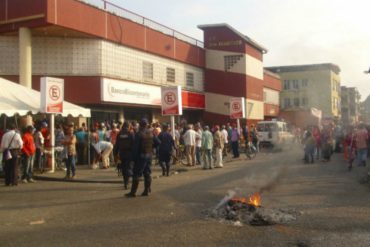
{"left": 292, "top": 80, "right": 299, "bottom": 89}
{"left": 332, "top": 80, "right": 336, "bottom": 91}
{"left": 333, "top": 97, "right": 337, "bottom": 110}
{"left": 263, "top": 91, "right": 267, "bottom": 102}
{"left": 186, "top": 72, "right": 194, "bottom": 87}
{"left": 142, "top": 61, "right": 153, "bottom": 80}
{"left": 302, "top": 79, "right": 308, "bottom": 87}
{"left": 166, "top": 67, "right": 175, "bottom": 83}
{"left": 224, "top": 55, "right": 243, "bottom": 71}
{"left": 284, "top": 98, "right": 291, "bottom": 108}
{"left": 294, "top": 98, "right": 300, "bottom": 107}
{"left": 302, "top": 97, "right": 308, "bottom": 106}
{"left": 283, "top": 80, "right": 290, "bottom": 90}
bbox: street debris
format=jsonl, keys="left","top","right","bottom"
{"left": 205, "top": 192, "right": 300, "bottom": 226}
{"left": 29, "top": 219, "right": 45, "bottom": 225}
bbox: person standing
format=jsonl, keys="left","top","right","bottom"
{"left": 158, "top": 124, "right": 175, "bottom": 176}
{"left": 126, "top": 119, "right": 159, "bottom": 197}
{"left": 75, "top": 127, "right": 87, "bottom": 165}
{"left": 221, "top": 125, "right": 228, "bottom": 158}
{"left": 213, "top": 125, "right": 224, "bottom": 168}
{"left": 250, "top": 125, "right": 259, "bottom": 152}
{"left": 202, "top": 126, "right": 214, "bottom": 169}
{"left": 21, "top": 126, "right": 36, "bottom": 183}
{"left": 114, "top": 122, "right": 135, "bottom": 190}
{"left": 231, "top": 124, "right": 240, "bottom": 158}
{"left": 63, "top": 126, "right": 77, "bottom": 179}
{"left": 183, "top": 124, "right": 197, "bottom": 166}
{"left": 194, "top": 124, "right": 202, "bottom": 166}
{"left": 355, "top": 124, "right": 368, "bottom": 166}
{"left": 34, "top": 125, "right": 44, "bottom": 172}
{"left": 345, "top": 126, "right": 356, "bottom": 170}
{"left": 1, "top": 124, "right": 23, "bottom": 186}
{"left": 54, "top": 124, "right": 65, "bottom": 169}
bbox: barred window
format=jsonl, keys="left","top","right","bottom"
{"left": 142, "top": 61, "right": 153, "bottom": 80}
{"left": 186, "top": 72, "right": 194, "bottom": 87}
{"left": 166, "top": 67, "right": 175, "bottom": 83}
{"left": 224, "top": 55, "right": 243, "bottom": 71}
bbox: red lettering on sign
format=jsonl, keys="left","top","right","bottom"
{"left": 164, "top": 92, "right": 176, "bottom": 106}
{"left": 49, "top": 86, "right": 60, "bottom": 101}
{"left": 232, "top": 102, "right": 241, "bottom": 111}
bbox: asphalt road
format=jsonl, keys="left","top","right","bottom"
{"left": 1, "top": 146, "right": 370, "bottom": 247}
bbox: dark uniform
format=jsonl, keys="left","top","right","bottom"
{"left": 158, "top": 129, "right": 175, "bottom": 176}
{"left": 126, "top": 120, "right": 159, "bottom": 197}
{"left": 113, "top": 124, "right": 135, "bottom": 189}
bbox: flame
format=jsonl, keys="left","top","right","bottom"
{"left": 230, "top": 192, "right": 262, "bottom": 207}
{"left": 248, "top": 192, "right": 261, "bottom": 207}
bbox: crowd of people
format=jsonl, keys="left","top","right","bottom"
{"left": 300, "top": 123, "right": 370, "bottom": 171}
{"left": 0, "top": 118, "right": 262, "bottom": 194}
{"left": 2, "top": 116, "right": 369, "bottom": 196}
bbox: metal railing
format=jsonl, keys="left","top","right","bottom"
{"left": 80, "top": 0, "right": 204, "bottom": 48}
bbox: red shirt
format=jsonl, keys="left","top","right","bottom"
{"left": 41, "top": 127, "right": 50, "bottom": 147}
{"left": 21, "top": 132, "right": 36, "bottom": 156}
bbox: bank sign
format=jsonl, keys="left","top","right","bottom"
{"left": 40, "top": 77, "right": 64, "bottom": 113}
{"left": 101, "top": 78, "right": 161, "bottom": 105}
{"left": 230, "top": 97, "right": 246, "bottom": 119}
{"left": 161, "top": 86, "right": 183, "bottom": 116}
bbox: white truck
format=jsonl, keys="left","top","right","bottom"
{"left": 256, "top": 120, "right": 294, "bottom": 147}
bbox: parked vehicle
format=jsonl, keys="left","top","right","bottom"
{"left": 256, "top": 120, "right": 294, "bottom": 147}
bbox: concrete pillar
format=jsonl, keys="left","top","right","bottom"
{"left": 19, "top": 27, "right": 32, "bottom": 88}
{"left": 119, "top": 109, "right": 124, "bottom": 124}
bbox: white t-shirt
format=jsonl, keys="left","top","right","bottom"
{"left": 183, "top": 129, "right": 197, "bottom": 146}
{"left": 195, "top": 130, "right": 202, "bottom": 147}
{"left": 221, "top": 129, "right": 228, "bottom": 144}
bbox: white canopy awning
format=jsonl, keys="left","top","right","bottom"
{"left": 0, "top": 77, "right": 91, "bottom": 117}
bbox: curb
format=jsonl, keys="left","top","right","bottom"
{"left": 33, "top": 167, "right": 191, "bottom": 184}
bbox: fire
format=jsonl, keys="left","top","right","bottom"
{"left": 230, "top": 192, "right": 262, "bottom": 207}
{"left": 248, "top": 192, "right": 261, "bottom": 207}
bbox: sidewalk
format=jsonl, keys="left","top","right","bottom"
{"left": 33, "top": 154, "right": 246, "bottom": 184}
{"left": 33, "top": 163, "right": 197, "bottom": 184}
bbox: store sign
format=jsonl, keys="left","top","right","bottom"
{"left": 230, "top": 97, "right": 245, "bottom": 119}
{"left": 40, "top": 77, "right": 64, "bottom": 113}
{"left": 208, "top": 40, "right": 243, "bottom": 48}
{"left": 161, "top": 86, "right": 183, "bottom": 116}
{"left": 101, "top": 78, "right": 161, "bottom": 105}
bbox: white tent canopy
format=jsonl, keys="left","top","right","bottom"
{"left": 0, "top": 77, "right": 90, "bottom": 117}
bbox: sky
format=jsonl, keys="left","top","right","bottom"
{"left": 89, "top": 0, "right": 370, "bottom": 100}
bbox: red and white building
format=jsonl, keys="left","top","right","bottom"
{"left": 0, "top": 0, "right": 280, "bottom": 125}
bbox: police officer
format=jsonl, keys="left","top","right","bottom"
{"left": 125, "top": 119, "right": 159, "bottom": 197}
{"left": 113, "top": 122, "right": 134, "bottom": 190}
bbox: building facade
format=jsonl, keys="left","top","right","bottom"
{"left": 341, "top": 86, "right": 360, "bottom": 125}
{"left": 266, "top": 64, "right": 341, "bottom": 119}
{"left": 0, "top": 0, "right": 281, "bottom": 125}
{"left": 199, "top": 24, "right": 281, "bottom": 126}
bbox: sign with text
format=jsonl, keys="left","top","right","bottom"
{"left": 40, "top": 77, "right": 64, "bottom": 113}
{"left": 101, "top": 78, "right": 161, "bottom": 105}
{"left": 161, "top": 86, "right": 183, "bottom": 116}
{"left": 230, "top": 97, "right": 245, "bottom": 119}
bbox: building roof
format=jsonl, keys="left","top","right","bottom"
{"left": 265, "top": 63, "right": 341, "bottom": 74}
{"left": 197, "top": 23, "right": 268, "bottom": 53}
{"left": 263, "top": 69, "right": 280, "bottom": 79}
